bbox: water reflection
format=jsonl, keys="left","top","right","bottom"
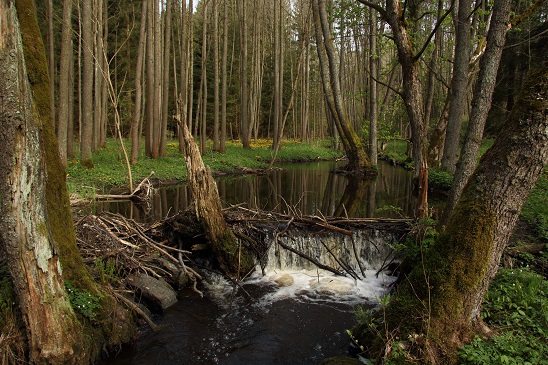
{"left": 95, "top": 161, "right": 415, "bottom": 222}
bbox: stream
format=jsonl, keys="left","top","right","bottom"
{"left": 98, "top": 161, "right": 414, "bottom": 364}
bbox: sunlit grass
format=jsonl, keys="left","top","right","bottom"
{"left": 66, "top": 138, "right": 342, "bottom": 193}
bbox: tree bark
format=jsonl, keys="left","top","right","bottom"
{"left": 176, "top": 117, "right": 254, "bottom": 278}
{"left": 442, "top": 0, "right": 513, "bottom": 223}
{"left": 312, "top": 0, "right": 373, "bottom": 174}
{"left": 441, "top": 0, "right": 473, "bottom": 173}
{"left": 383, "top": 59, "right": 548, "bottom": 365}
{"left": 160, "top": 0, "right": 172, "bottom": 157}
{"left": 57, "top": 0, "right": 74, "bottom": 168}
{"left": 131, "top": 0, "right": 147, "bottom": 164}
{"left": 81, "top": 0, "right": 94, "bottom": 168}
{"left": 0, "top": 2, "right": 84, "bottom": 363}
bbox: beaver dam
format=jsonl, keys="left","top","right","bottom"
{"left": 79, "top": 204, "right": 411, "bottom": 364}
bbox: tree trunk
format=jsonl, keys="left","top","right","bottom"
{"left": 160, "top": 0, "right": 172, "bottom": 157}
{"left": 368, "top": 9, "right": 378, "bottom": 166}
{"left": 384, "top": 59, "right": 548, "bottom": 364}
{"left": 81, "top": 0, "right": 94, "bottom": 168}
{"left": 442, "top": 0, "right": 512, "bottom": 223}
{"left": 176, "top": 118, "right": 254, "bottom": 278}
{"left": 47, "top": 0, "right": 56, "bottom": 133}
{"left": 358, "top": 0, "right": 428, "bottom": 216}
{"left": 220, "top": 0, "right": 228, "bottom": 153}
{"left": 131, "top": 0, "right": 147, "bottom": 164}
{"left": 312, "top": 0, "right": 372, "bottom": 174}
{"left": 57, "top": 0, "right": 74, "bottom": 168}
{"left": 441, "top": 0, "right": 473, "bottom": 173}
{"left": 152, "top": 0, "right": 162, "bottom": 158}
{"left": 213, "top": 0, "right": 220, "bottom": 151}
{"left": 199, "top": 0, "right": 208, "bottom": 154}
{"left": 0, "top": 2, "right": 84, "bottom": 363}
{"left": 5, "top": 3, "right": 136, "bottom": 363}
{"left": 273, "top": 0, "right": 281, "bottom": 148}
{"left": 238, "top": 0, "right": 250, "bottom": 149}
{"left": 145, "top": 0, "right": 155, "bottom": 157}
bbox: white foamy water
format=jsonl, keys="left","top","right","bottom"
{"left": 204, "top": 228, "right": 400, "bottom": 308}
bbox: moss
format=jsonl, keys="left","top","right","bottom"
{"left": 15, "top": 2, "right": 136, "bottom": 363}
{"left": 356, "top": 193, "right": 497, "bottom": 363}
{"left": 215, "top": 230, "right": 255, "bottom": 278}
{"left": 80, "top": 158, "right": 95, "bottom": 170}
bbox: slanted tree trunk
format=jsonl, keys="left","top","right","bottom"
{"left": 358, "top": 0, "right": 428, "bottom": 216}
{"left": 176, "top": 117, "right": 254, "bottom": 278}
{"left": 312, "top": 0, "right": 373, "bottom": 174}
{"left": 378, "top": 59, "right": 548, "bottom": 365}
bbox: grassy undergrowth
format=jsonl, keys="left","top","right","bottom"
{"left": 66, "top": 138, "right": 342, "bottom": 194}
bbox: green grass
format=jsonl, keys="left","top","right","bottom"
{"left": 379, "top": 139, "right": 412, "bottom": 168}
{"left": 66, "top": 138, "right": 342, "bottom": 194}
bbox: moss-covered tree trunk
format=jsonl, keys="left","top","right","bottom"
{"left": 383, "top": 60, "right": 548, "bottom": 364}
{"left": 312, "top": 0, "right": 374, "bottom": 175}
{"left": 0, "top": 2, "right": 84, "bottom": 363}
{"left": 2, "top": 2, "right": 135, "bottom": 363}
{"left": 179, "top": 118, "right": 254, "bottom": 278}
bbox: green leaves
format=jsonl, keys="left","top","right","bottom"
{"left": 459, "top": 268, "right": 548, "bottom": 364}
{"left": 65, "top": 281, "right": 102, "bottom": 321}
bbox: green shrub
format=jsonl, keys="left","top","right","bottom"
{"left": 520, "top": 171, "right": 548, "bottom": 240}
{"left": 428, "top": 169, "right": 453, "bottom": 190}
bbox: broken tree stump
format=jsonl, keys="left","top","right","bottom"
{"left": 177, "top": 117, "right": 254, "bottom": 278}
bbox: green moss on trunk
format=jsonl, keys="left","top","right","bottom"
{"left": 15, "top": 2, "right": 135, "bottom": 362}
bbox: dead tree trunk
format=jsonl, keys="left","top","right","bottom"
{"left": 176, "top": 117, "right": 254, "bottom": 278}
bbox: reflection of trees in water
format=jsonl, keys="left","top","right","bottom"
{"left": 95, "top": 162, "right": 416, "bottom": 221}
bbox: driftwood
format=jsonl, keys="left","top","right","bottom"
{"left": 94, "top": 172, "right": 155, "bottom": 201}
{"left": 111, "top": 290, "right": 159, "bottom": 332}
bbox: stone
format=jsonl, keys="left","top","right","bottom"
{"left": 309, "top": 277, "right": 354, "bottom": 295}
{"left": 126, "top": 273, "right": 178, "bottom": 311}
{"left": 274, "top": 273, "right": 294, "bottom": 287}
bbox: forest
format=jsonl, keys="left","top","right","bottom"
{"left": 0, "top": 0, "right": 547, "bottom": 364}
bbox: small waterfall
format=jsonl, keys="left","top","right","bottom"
{"left": 246, "top": 227, "right": 401, "bottom": 305}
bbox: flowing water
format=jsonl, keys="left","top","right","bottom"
{"left": 98, "top": 161, "right": 414, "bottom": 364}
